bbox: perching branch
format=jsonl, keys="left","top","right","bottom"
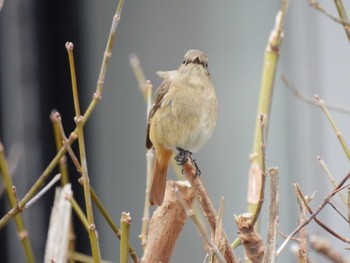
{"left": 182, "top": 157, "right": 238, "bottom": 263}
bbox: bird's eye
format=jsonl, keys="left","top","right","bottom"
{"left": 182, "top": 60, "right": 186, "bottom": 65}
{"left": 205, "top": 63, "right": 208, "bottom": 68}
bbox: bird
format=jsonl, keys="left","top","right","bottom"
{"left": 146, "top": 49, "right": 218, "bottom": 206}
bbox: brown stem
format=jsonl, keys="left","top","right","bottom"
{"left": 277, "top": 172, "right": 350, "bottom": 256}
{"left": 182, "top": 157, "right": 237, "bottom": 263}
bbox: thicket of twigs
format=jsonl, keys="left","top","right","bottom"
{"left": 1, "top": 0, "right": 350, "bottom": 262}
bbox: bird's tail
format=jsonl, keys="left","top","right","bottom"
{"left": 149, "top": 148, "right": 172, "bottom": 206}
{"left": 149, "top": 160, "right": 167, "bottom": 206}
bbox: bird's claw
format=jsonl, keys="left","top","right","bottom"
{"left": 175, "top": 147, "right": 201, "bottom": 176}
{"left": 175, "top": 147, "right": 191, "bottom": 165}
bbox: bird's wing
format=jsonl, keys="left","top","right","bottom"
{"left": 146, "top": 79, "right": 172, "bottom": 149}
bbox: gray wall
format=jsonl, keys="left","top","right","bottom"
{"left": 1, "top": 0, "right": 350, "bottom": 262}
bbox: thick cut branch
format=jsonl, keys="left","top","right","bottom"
{"left": 141, "top": 181, "right": 194, "bottom": 263}
{"left": 235, "top": 213, "right": 264, "bottom": 263}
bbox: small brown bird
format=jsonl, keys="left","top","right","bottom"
{"left": 146, "top": 49, "right": 218, "bottom": 206}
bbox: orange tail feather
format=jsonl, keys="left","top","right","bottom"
{"left": 149, "top": 159, "right": 167, "bottom": 206}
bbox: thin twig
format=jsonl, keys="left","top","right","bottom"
{"left": 296, "top": 188, "right": 350, "bottom": 243}
{"left": 309, "top": 0, "right": 350, "bottom": 27}
{"left": 328, "top": 202, "right": 349, "bottom": 223}
{"left": 314, "top": 94, "right": 350, "bottom": 160}
{"left": 50, "top": 113, "right": 75, "bottom": 263}
{"left": 293, "top": 184, "right": 309, "bottom": 263}
{"left": 317, "top": 156, "right": 347, "bottom": 205}
{"left": 213, "top": 198, "right": 226, "bottom": 263}
{"left": 0, "top": 0, "right": 125, "bottom": 229}
{"left": 25, "top": 174, "right": 61, "bottom": 209}
{"left": 50, "top": 110, "right": 70, "bottom": 186}
{"left": 129, "top": 54, "right": 154, "bottom": 250}
{"left": 129, "top": 54, "right": 148, "bottom": 102}
{"left": 67, "top": 194, "right": 89, "bottom": 232}
{"left": 0, "top": 141, "right": 35, "bottom": 263}
{"left": 66, "top": 42, "right": 101, "bottom": 261}
{"left": 52, "top": 110, "right": 139, "bottom": 262}
{"left": 333, "top": 0, "right": 350, "bottom": 42}
{"left": 51, "top": 111, "right": 81, "bottom": 172}
{"left": 69, "top": 252, "right": 114, "bottom": 263}
{"left": 276, "top": 172, "right": 350, "bottom": 256}
{"left": 282, "top": 75, "right": 350, "bottom": 115}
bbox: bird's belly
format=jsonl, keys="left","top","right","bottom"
{"left": 152, "top": 108, "right": 215, "bottom": 152}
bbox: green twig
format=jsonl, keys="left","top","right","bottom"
{"left": 68, "top": 195, "right": 89, "bottom": 232}
{"left": 69, "top": 252, "right": 114, "bottom": 263}
{"left": 50, "top": 110, "right": 70, "bottom": 185}
{"left": 309, "top": 0, "right": 350, "bottom": 27}
{"left": 0, "top": 0, "right": 125, "bottom": 229}
{"left": 120, "top": 212, "right": 132, "bottom": 263}
{"left": 0, "top": 141, "right": 36, "bottom": 263}
{"left": 333, "top": 0, "right": 350, "bottom": 41}
{"left": 317, "top": 155, "right": 347, "bottom": 205}
{"left": 250, "top": 115, "right": 267, "bottom": 228}
{"left": 247, "top": 0, "right": 288, "bottom": 221}
{"left": 90, "top": 188, "right": 139, "bottom": 262}
{"left": 315, "top": 95, "right": 350, "bottom": 160}
{"left": 53, "top": 117, "right": 139, "bottom": 262}
{"left": 50, "top": 110, "right": 76, "bottom": 263}
{"left": 66, "top": 42, "right": 101, "bottom": 262}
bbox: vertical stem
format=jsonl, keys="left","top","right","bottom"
{"left": 248, "top": 1, "right": 288, "bottom": 226}
{"left": 0, "top": 0, "right": 125, "bottom": 230}
{"left": 50, "top": 110, "right": 75, "bottom": 262}
{"left": 120, "top": 212, "right": 132, "bottom": 263}
{"left": 0, "top": 141, "right": 36, "bottom": 263}
{"left": 50, "top": 110, "right": 70, "bottom": 185}
{"left": 66, "top": 42, "right": 101, "bottom": 262}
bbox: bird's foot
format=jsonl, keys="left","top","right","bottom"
{"left": 175, "top": 147, "right": 192, "bottom": 165}
{"left": 175, "top": 147, "right": 201, "bottom": 176}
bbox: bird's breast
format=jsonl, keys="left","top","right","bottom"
{"left": 150, "top": 80, "right": 217, "bottom": 152}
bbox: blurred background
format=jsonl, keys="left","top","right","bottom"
{"left": 1, "top": 0, "right": 350, "bottom": 262}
